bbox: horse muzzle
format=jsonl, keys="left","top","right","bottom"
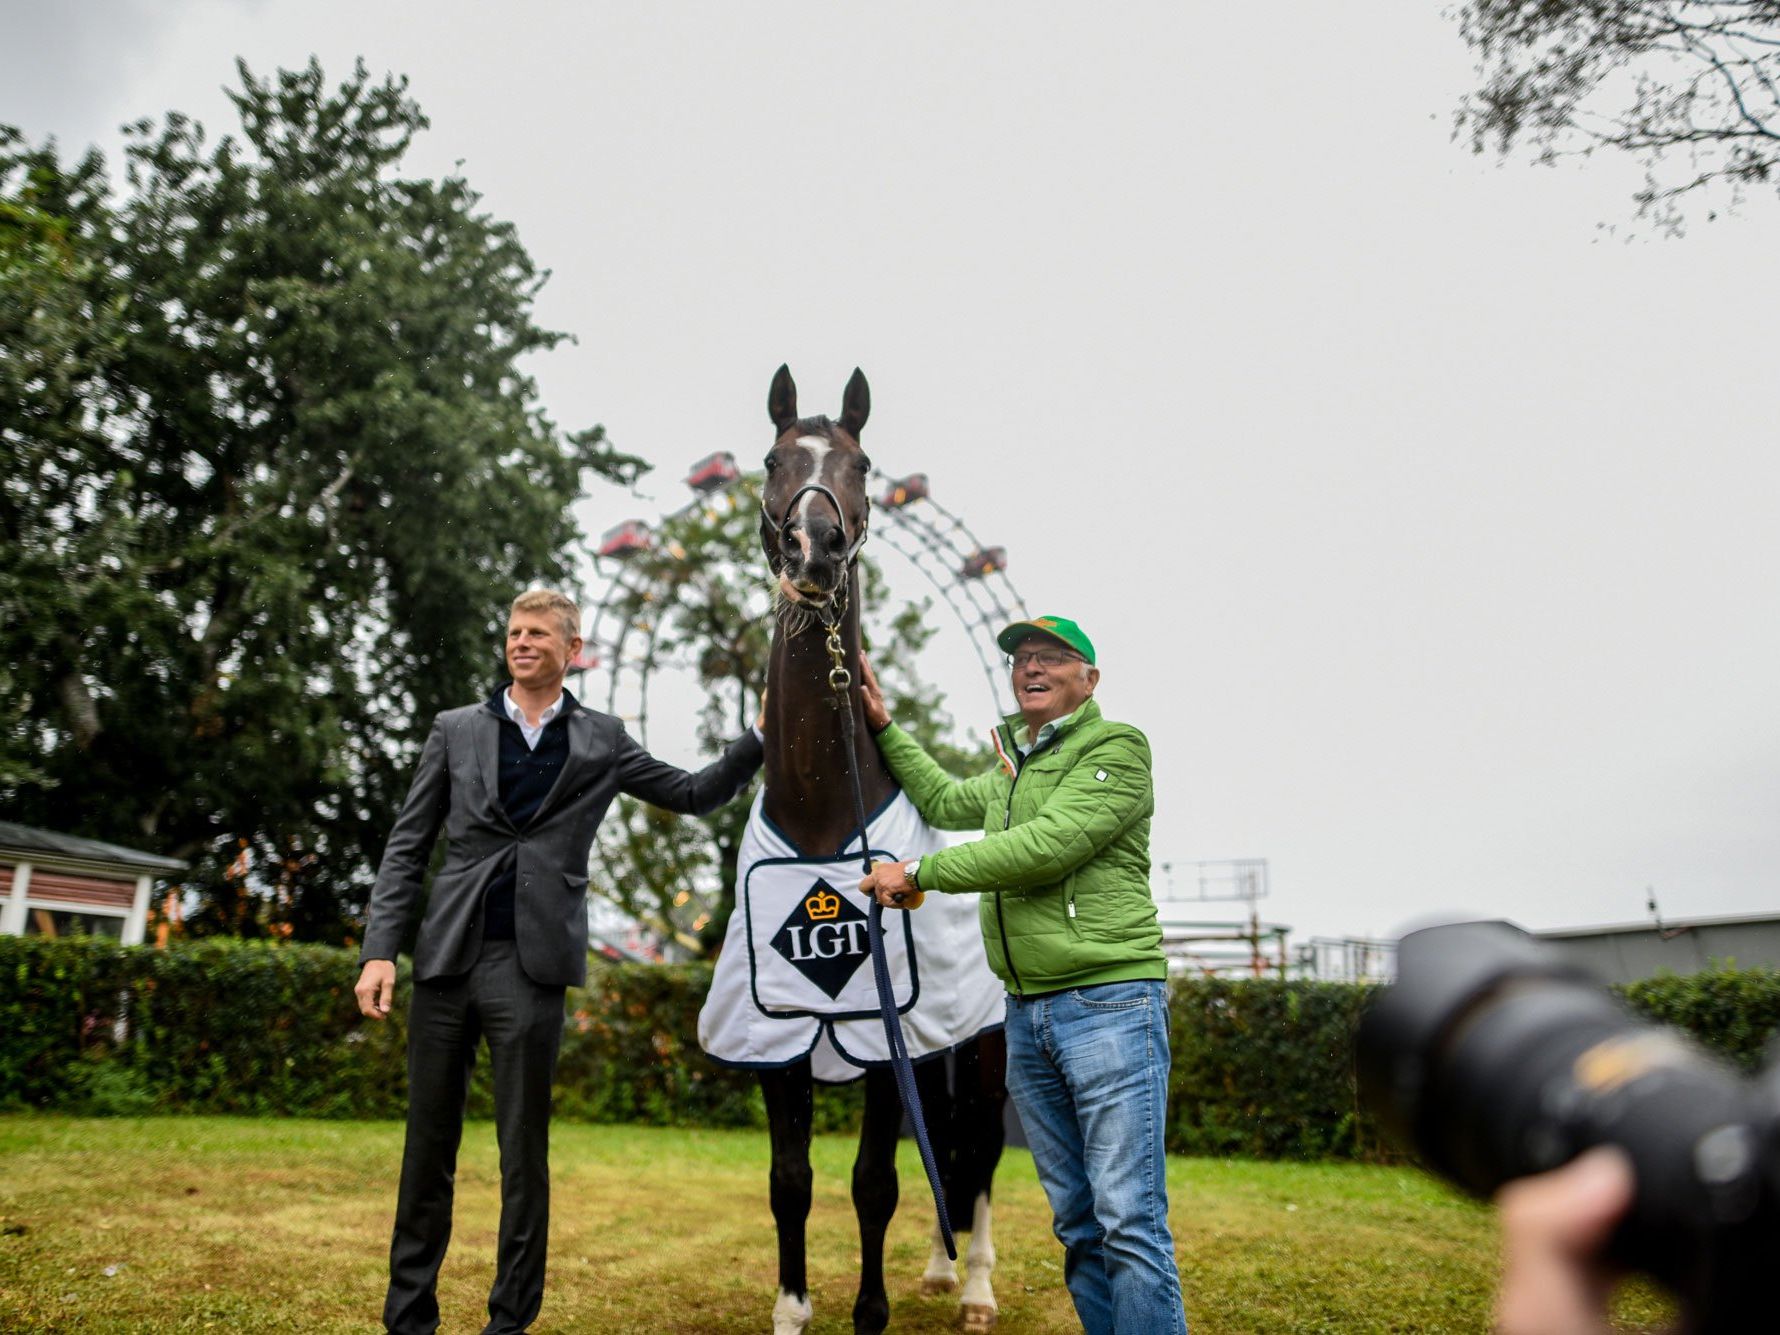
{"left": 780, "top": 566, "right": 842, "bottom": 606}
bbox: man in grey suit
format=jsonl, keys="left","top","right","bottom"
{"left": 354, "top": 588, "right": 763, "bottom": 1335}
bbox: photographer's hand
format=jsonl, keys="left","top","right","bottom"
{"left": 1493, "top": 1147, "right": 1638, "bottom": 1335}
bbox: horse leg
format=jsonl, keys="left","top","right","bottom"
{"left": 850, "top": 1066, "right": 900, "bottom": 1335}
{"left": 959, "top": 1190, "right": 998, "bottom": 1333}
{"left": 954, "top": 1033, "right": 1009, "bottom": 1333}
{"left": 913, "top": 1056, "right": 960, "bottom": 1295}
{"left": 759, "top": 1064, "right": 815, "bottom": 1335}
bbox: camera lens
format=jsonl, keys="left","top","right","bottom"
{"left": 1356, "top": 921, "right": 1774, "bottom": 1328}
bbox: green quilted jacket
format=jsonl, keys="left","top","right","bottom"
{"left": 875, "top": 697, "right": 1166, "bottom": 996}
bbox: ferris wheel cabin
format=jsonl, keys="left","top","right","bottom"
{"left": 684, "top": 451, "right": 741, "bottom": 494}
{"left": 876, "top": 473, "right": 930, "bottom": 509}
{"left": 597, "top": 520, "right": 654, "bottom": 559}
{"left": 959, "top": 546, "right": 1007, "bottom": 579}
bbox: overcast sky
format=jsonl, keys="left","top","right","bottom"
{"left": 8, "top": 1, "right": 1777, "bottom": 949}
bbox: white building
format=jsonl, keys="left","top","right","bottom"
{"left": 0, "top": 820, "right": 185, "bottom": 946}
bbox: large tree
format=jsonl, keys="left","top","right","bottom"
{"left": 0, "top": 61, "right": 642, "bottom": 941}
{"left": 1455, "top": 1, "right": 1780, "bottom": 228}
{"left": 1, "top": 179, "right": 118, "bottom": 793}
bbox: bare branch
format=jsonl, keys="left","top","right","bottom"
{"left": 320, "top": 458, "right": 356, "bottom": 507}
{"left": 1455, "top": 0, "right": 1780, "bottom": 224}
{"left": 1674, "top": 23, "right": 1780, "bottom": 136}
{"left": 55, "top": 660, "right": 101, "bottom": 750}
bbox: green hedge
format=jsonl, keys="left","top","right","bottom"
{"left": 0, "top": 936, "right": 862, "bottom": 1129}
{"left": 1, "top": 937, "right": 412, "bottom": 1117}
{"left": 2, "top": 936, "right": 139, "bottom": 1112}
{"left": 1165, "top": 977, "right": 1384, "bottom": 1160}
{"left": 1619, "top": 962, "right": 1780, "bottom": 1071}
{"left": 1156, "top": 964, "right": 1780, "bottom": 1161}
{"left": 6, "top": 938, "right": 1778, "bottom": 1161}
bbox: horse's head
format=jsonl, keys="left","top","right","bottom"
{"left": 760, "top": 363, "right": 872, "bottom": 610}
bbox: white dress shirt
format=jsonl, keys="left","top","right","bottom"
{"left": 503, "top": 689, "right": 563, "bottom": 751}
{"left": 1017, "top": 705, "right": 1082, "bottom": 759}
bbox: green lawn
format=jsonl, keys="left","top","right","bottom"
{"left": 0, "top": 1116, "right": 1672, "bottom": 1333}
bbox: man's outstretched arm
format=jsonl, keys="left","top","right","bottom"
{"left": 614, "top": 725, "right": 764, "bottom": 815}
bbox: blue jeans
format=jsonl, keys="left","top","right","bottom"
{"left": 1005, "top": 979, "right": 1187, "bottom": 1334}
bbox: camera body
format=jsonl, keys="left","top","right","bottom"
{"left": 1356, "top": 921, "right": 1780, "bottom": 1331}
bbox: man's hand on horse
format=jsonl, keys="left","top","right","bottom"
{"left": 861, "top": 859, "right": 924, "bottom": 909}
{"left": 856, "top": 653, "right": 891, "bottom": 733}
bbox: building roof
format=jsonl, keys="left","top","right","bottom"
{"left": 1537, "top": 911, "right": 1780, "bottom": 939}
{"left": 0, "top": 820, "right": 187, "bottom": 874}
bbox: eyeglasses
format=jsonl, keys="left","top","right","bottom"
{"left": 1006, "top": 649, "right": 1085, "bottom": 670}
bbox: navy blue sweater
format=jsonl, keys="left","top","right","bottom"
{"left": 481, "top": 687, "right": 575, "bottom": 940}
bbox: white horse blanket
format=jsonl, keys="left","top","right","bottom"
{"left": 698, "top": 789, "right": 1004, "bottom": 1083}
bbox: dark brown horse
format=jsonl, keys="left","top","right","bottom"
{"left": 754, "top": 364, "right": 1008, "bottom": 1335}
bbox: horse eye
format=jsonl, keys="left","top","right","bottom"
{"left": 856, "top": 456, "right": 872, "bottom": 473}
{"left": 764, "top": 452, "right": 779, "bottom": 473}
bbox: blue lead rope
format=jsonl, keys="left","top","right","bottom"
{"left": 837, "top": 678, "right": 957, "bottom": 1261}
{"left": 866, "top": 897, "right": 956, "bottom": 1260}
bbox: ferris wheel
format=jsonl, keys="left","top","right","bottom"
{"left": 573, "top": 452, "right": 1030, "bottom": 959}
{"left": 575, "top": 453, "right": 1029, "bottom": 748}
{"left": 575, "top": 453, "right": 1291, "bottom": 973}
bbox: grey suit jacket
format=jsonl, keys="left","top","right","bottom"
{"left": 361, "top": 697, "right": 763, "bottom": 987}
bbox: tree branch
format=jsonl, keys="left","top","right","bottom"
{"left": 54, "top": 648, "right": 102, "bottom": 751}
{"left": 1675, "top": 24, "right": 1780, "bottom": 137}
{"left": 319, "top": 457, "right": 355, "bottom": 507}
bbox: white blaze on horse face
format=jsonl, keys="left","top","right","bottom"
{"left": 790, "top": 435, "right": 832, "bottom": 563}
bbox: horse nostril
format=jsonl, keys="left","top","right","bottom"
{"left": 824, "top": 528, "right": 847, "bottom": 555}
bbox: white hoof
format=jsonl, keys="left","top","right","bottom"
{"left": 961, "top": 1301, "right": 999, "bottom": 1332}
{"left": 772, "top": 1288, "right": 812, "bottom": 1334}
{"left": 923, "top": 1217, "right": 960, "bottom": 1294}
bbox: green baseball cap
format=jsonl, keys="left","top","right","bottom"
{"left": 997, "top": 615, "right": 1096, "bottom": 665}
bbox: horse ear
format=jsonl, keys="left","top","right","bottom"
{"left": 840, "top": 368, "right": 870, "bottom": 439}
{"left": 768, "top": 364, "right": 798, "bottom": 433}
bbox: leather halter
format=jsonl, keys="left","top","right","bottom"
{"left": 771, "top": 480, "right": 868, "bottom": 568}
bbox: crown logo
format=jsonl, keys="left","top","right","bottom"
{"left": 805, "top": 888, "right": 842, "bottom": 921}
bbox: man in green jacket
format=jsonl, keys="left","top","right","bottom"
{"left": 858, "top": 616, "right": 1186, "bottom": 1335}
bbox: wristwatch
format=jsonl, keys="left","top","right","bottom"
{"left": 904, "top": 858, "right": 922, "bottom": 890}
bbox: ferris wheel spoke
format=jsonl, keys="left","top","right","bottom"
{"left": 869, "top": 473, "right": 1027, "bottom": 709}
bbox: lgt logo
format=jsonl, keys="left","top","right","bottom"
{"left": 770, "top": 878, "right": 871, "bottom": 999}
